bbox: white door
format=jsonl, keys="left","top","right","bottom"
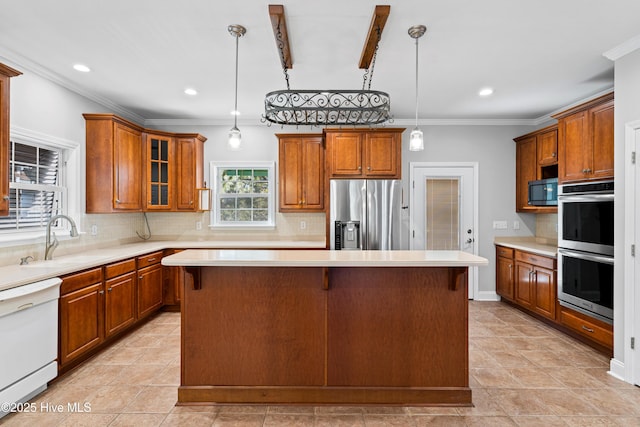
{"left": 626, "top": 122, "right": 640, "bottom": 386}
{"left": 410, "top": 163, "right": 478, "bottom": 299}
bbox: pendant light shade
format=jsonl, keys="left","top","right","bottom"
{"left": 408, "top": 25, "right": 426, "bottom": 152}
{"left": 228, "top": 24, "right": 246, "bottom": 150}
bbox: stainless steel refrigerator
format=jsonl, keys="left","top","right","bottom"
{"left": 329, "top": 179, "right": 402, "bottom": 250}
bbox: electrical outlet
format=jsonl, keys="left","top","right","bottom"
{"left": 196, "top": 221, "right": 202, "bottom": 230}
{"left": 90, "top": 224, "right": 98, "bottom": 235}
{"left": 513, "top": 220, "right": 520, "bottom": 230}
{"left": 300, "top": 220, "right": 306, "bottom": 230}
{"left": 492, "top": 221, "right": 508, "bottom": 230}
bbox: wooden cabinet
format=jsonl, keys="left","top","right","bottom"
{"left": 514, "top": 250, "right": 556, "bottom": 320}
{"left": 277, "top": 134, "right": 325, "bottom": 212}
{"left": 495, "top": 246, "right": 515, "bottom": 301}
{"left": 554, "top": 92, "right": 614, "bottom": 184}
{"left": 559, "top": 305, "right": 613, "bottom": 350}
{"left": 0, "top": 63, "right": 21, "bottom": 216}
{"left": 176, "top": 135, "right": 206, "bottom": 211}
{"left": 59, "top": 268, "right": 104, "bottom": 367}
{"left": 84, "top": 114, "right": 207, "bottom": 213}
{"left": 163, "top": 249, "right": 183, "bottom": 309}
{"left": 324, "top": 128, "right": 403, "bottom": 179}
{"left": 144, "top": 133, "right": 174, "bottom": 211}
{"left": 514, "top": 125, "right": 558, "bottom": 213}
{"left": 104, "top": 259, "right": 136, "bottom": 338}
{"left": 84, "top": 114, "right": 144, "bottom": 213}
{"left": 137, "top": 251, "right": 164, "bottom": 319}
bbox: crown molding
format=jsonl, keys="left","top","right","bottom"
{"left": 0, "top": 48, "right": 146, "bottom": 125}
{"left": 10, "top": 125, "right": 79, "bottom": 149}
{"left": 603, "top": 34, "right": 640, "bottom": 61}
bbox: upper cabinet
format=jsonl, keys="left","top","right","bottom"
{"left": 514, "top": 125, "right": 558, "bottom": 213}
{"left": 553, "top": 92, "right": 614, "bottom": 184}
{"left": 277, "top": 134, "right": 325, "bottom": 212}
{"left": 84, "top": 114, "right": 206, "bottom": 213}
{"left": 85, "top": 114, "right": 144, "bottom": 213}
{"left": 324, "top": 128, "right": 403, "bottom": 179}
{"left": 0, "top": 63, "right": 22, "bottom": 217}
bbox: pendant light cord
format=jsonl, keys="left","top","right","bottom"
{"left": 415, "top": 36, "right": 419, "bottom": 127}
{"left": 233, "top": 32, "right": 239, "bottom": 129}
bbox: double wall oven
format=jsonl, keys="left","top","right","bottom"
{"left": 558, "top": 180, "right": 614, "bottom": 324}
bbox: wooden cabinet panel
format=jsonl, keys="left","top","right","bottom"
{"left": 555, "top": 92, "right": 614, "bottom": 184}
{"left": 590, "top": 100, "right": 615, "bottom": 180}
{"left": 327, "top": 132, "right": 362, "bottom": 177}
{"left": 515, "top": 136, "right": 537, "bottom": 212}
{"left": 105, "top": 271, "right": 136, "bottom": 337}
{"left": 176, "top": 135, "right": 206, "bottom": 211}
{"left": 114, "top": 123, "right": 143, "bottom": 210}
{"left": 325, "top": 129, "right": 404, "bottom": 179}
{"left": 278, "top": 134, "right": 324, "bottom": 212}
{"left": 59, "top": 282, "right": 104, "bottom": 366}
{"left": 532, "top": 266, "right": 555, "bottom": 319}
{"left": 559, "top": 306, "right": 613, "bottom": 349}
{"left": 0, "top": 63, "right": 21, "bottom": 216}
{"left": 537, "top": 128, "right": 558, "bottom": 166}
{"left": 496, "top": 246, "right": 515, "bottom": 301}
{"left": 507, "top": 249, "right": 557, "bottom": 322}
{"left": 364, "top": 132, "right": 400, "bottom": 176}
{"left": 163, "top": 249, "right": 183, "bottom": 308}
{"left": 138, "top": 263, "right": 163, "bottom": 319}
{"left": 514, "top": 262, "right": 533, "bottom": 309}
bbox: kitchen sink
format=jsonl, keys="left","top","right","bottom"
{"left": 21, "top": 255, "right": 106, "bottom": 268}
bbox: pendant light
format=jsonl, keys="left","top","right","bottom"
{"left": 228, "top": 24, "right": 246, "bottom": 150}
{"left": 408, "top": 25, "right": 426, "bottom": 151}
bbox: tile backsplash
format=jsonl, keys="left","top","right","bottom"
{"left": 536, "top": 213, "right": 558, "bottom": 242}
{"left": 0, "top": 212, "right": 326, "bottom": 267}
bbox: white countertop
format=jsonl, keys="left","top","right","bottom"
{"left": 0, "top": 239, "right": 325, "bottom": 292}
{"left": 161, "top": 249, "right": 489, "bottom": 268}
{"left": 494, "top": 237, "right": 557, "bottom": 258}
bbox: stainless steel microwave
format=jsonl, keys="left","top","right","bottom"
{"left": 528, "top": 178, "right": 558, "bottom": 206}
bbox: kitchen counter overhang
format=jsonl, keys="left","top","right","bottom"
{"left": 164, "top": 249, "right": 488, "bottom": 406}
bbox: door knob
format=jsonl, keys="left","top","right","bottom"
{"left": 466, "top": 238, "right": 474, "bottom": 244}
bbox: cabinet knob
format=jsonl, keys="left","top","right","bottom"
{"left": 552, "top": 152, "right": 556, "bottom": 157}
{"left": 190, "top": 200, "right": 193, "bottom": 205}
{"left": 115, "top": 199, "right": 121, "bottom": 204}
{"left": 139, "top": 276, "right": 143, "bottom": 280}
{"left": 358, "top": 166, "right": 362, "bottom": 170}
{"left": 108, "top": 287, "right": 112, "bottom": 292}
{"left": 99, "top": 290, "right": 104, "bottom": 295}
{"left": 2, "top": 195, "right": 8, "bottom": 201}
{"left": 367, "top": 166, "right": 371, "bottom": 170}
{"left": 586, "top": 168, "right": 592, "bottom": 173}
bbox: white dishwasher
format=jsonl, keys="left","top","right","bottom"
{"left": 0, "top": 277, "right": 61, "bottom": 418}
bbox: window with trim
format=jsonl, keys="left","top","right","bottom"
{"left": 210, "top": 161, "right": 275, "bottom": 228}
{"left": 0, "top": 140, "right": 66, "bottom": 232}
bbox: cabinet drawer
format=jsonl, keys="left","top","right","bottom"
{"left": 137, "top": 251, "right": 163, "bottom": 269}
{"left": 560, "top": 307, "right": 613, "bottom": 349}
{"left": 105, "top": 258, "right": 136, "bottom": 279}
{"left": 496, "top": 246, "right": 514, "bottom": 259}
{"left": 515, "top": 251, "right": 555, "bottom": 270}
{"left": 61, "top": 267, "right": 103, "bottom": 295}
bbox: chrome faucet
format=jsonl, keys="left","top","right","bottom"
{"left": 45, "top": 214, "right": 79, "bottom": 260}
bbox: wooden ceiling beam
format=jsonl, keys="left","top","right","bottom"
{"left": 359, "top": 5, "right": 391, "bottom": 69}
{"left": 268, "top": 4, "right": 292, "bottom": 69}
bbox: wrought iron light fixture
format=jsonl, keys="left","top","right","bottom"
{"left": 263, "top": 5, "right": 391, "bottom": 127}
{"left": 408, "top": 25, "right": 426, "bottom": 151}
{"left": 228, "top": 24, "right": 246, "bottom": 150}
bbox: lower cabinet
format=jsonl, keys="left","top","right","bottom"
{"left": 59, "top": 268, "right": 104, "bottom": 367}
{"left": 137, "top": 251, "right": 164, "bottom": 319}
{"left": 495, "top": 244, "right": 611, "bottom": 353}
{"left": 59, "top": 251, "right": 166, "bottom": 373}
{"left": 162, "top": 249, "right": 183, "bottom": 309}
{"left": 104, "top": 259, "right": 137, "bottom": 338}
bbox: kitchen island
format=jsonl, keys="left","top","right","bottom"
{"left": 162, "top": 249, "right": 488, "bottom": 406}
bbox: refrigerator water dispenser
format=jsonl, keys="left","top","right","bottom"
{"left": 334, "top": 221, "right": 361, "bottom": 250}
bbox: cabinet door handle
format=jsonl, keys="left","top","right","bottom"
{"left": 115, "top": 199, "right": 121, "bottom": 204}
{"left": 367, "top": 166, "right": 371, "bottom": 170}
{"left": 147, "top": 258, "right": 156, "bottom": 262}
{"left": 190, "top": 200, "right": 193, "bottom": 205}
{"left": 107, "top": 287, "right": 112, "bottom": 292}
{"left": 582, "top": 325, "right": 595, "bottom": 333}
{"left": 2, "top": 195, "right": 8, "bottom": 201}
{"left": 139, "top": 276, "right": 143, "bottom": 280}
{"left": 358, "top": 166, "right": 362, "bottom": 170}
{"left": 99, "top": 290, "right": 104, "bottom": 295}
{"left": 586, "top": 168, "right": 592, "bottom": 173}
{"left": 552, "top": 152, "right": 556, "bottom": 157}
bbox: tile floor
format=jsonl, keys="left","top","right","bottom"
{"left": 2, "top": 301, "right": 639, "bottom": 426}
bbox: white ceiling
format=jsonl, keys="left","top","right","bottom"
{"left": 1, "top": 0, "right": 639, "bottom": 126}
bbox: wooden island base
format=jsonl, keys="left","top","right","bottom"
{"left": 178, "top": 265, "right": 471, "bottom": 406}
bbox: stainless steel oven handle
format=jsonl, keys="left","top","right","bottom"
{"left": 558, "top": 248, "right": 614, "bottom": 265}
{"left": 558, "top": 194, "right": 614, "bottom": 202}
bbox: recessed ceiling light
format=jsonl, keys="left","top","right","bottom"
{"left": 73, "top": 64, "right": 91, "bottom": 73}
{"left": 184, "top": 88, "right": 198, "bottom": 96}
{"left": 478, "top": 87, "right": 494, "bottom": 97}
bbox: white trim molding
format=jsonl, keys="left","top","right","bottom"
{"left": 603, "top": 34, "right": 640, "bottom": 61}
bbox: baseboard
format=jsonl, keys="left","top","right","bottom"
{"left": 608, "top": 358, "right": 627, "bottom": 382}
{"left": 473, "top": 291, "right": 500, "bottom": 301}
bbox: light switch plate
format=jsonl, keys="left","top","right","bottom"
{"left": 493, "top": 221, "right": 508, "bottom": 230}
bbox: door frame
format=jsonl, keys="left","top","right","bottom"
{"left": 623, "top": 119, "right": 640, "bottom": 385}
{"left": 409, "top": 162, "right": 479, "bottom": 299}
